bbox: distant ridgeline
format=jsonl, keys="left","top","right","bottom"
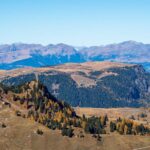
{"left": 0, "top": 80, "right": 150, "bottom": 138}
{"left": 1, "top": 63, "right": 150, "bottom": 108}
{"left": 0, "top": 41, "right": 150, "bottom": 72}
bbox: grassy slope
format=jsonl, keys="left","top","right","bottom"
{"left": 0, "top": 106, "right": 150, "bottom": 150}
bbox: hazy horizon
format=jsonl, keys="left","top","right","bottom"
{"left": 0, "top": 40, "right": 148, "bottom": 47}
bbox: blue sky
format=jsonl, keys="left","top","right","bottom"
{"left": 0, "top": 0, "right": 150, "bottom": 46}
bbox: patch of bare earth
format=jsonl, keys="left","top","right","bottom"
{"left": 71, "top": 74, "right": 96, "bottom": 87}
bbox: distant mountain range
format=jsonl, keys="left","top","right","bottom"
{"left": 0, "top": 41, "right": 150, "bottom": 71}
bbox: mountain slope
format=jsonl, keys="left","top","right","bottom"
{"left": 1, "top": 62, "right": 150, "bottom": 108}
{"left": 1, "top": 80, "right": 76, "bottom": 118}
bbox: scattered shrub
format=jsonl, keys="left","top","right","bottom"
{"left": 36, "top": 129, "right": 43, "bottom": 135}
{"left": 139, "top": 113, "right": 147, "bottom": 118}
{"left": 15, "top": 110, "right": 21, "bottom": 116}
{"left": 1, "top": 123, "right": 6, "bottom": 128}
{"left": 61, "top": 126, "right": 74, "bottom": 138}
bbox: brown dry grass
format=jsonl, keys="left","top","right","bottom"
{"left": 0, "top": 61, "right": 135, "bottom": 78}
{"left": 0, "top": 105, "right": 150, "bottom": 150}
{"left": 75, "top": 107, "right": 150, "bottom": 126}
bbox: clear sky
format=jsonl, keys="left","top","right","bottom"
{"left": 0, "top": 0, "right": 150, "bottom": 46}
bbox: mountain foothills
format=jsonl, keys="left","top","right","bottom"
{"left": 0, "top": 41, "right": 150, "bottom": 71}
{"left": 0, "top": 61, "right": 150, "bottom": 108}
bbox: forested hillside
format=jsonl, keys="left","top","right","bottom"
{"left": 1, "top": 62, "right": 150, "bottom": 108}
